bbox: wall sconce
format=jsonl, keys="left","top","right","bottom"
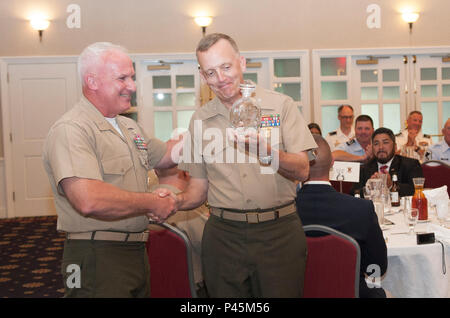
{"left": 30, "top": 17, "right": 50, "bottom": 42}
{"left": 194, "top": 16, "right": 213, "bottom": 37}
{"left": 402, "top": 12, "right": 419, "bottom": 34}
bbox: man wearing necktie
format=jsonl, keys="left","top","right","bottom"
{"left": 352, "top": 127, "right": 423, "bottom": 197}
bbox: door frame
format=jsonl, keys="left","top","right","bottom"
{"left": 0, "top": 56, "right": 80, "bottom": 218}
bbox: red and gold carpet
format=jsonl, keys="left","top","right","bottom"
{"left": 0, "top": 216, "right": 65, "bottom": 298}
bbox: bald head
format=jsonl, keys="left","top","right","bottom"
{"left": 308, "top": 134, "right": 333, "bottom": 181}
{"left": 443, "top": 118, "right": 450, "bottom": 145}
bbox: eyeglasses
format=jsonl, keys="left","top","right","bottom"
{"left": 339, "top": 115, "right": 354, "bottom": 120}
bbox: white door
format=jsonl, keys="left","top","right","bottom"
{"left": 413, "top": 54, "right": 450, "bottom": 142}
{"left": 352, "top": 55, "right": 408, "bottom": 133}
{"left": 139, "top": 59, "right": 200, "bottom": 141}
{"left": 8, "top": 62, "right": 79, "bottom": 217}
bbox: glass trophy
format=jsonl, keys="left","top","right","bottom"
{"left": 230, "top": 81, "right": 260, "bottom": 134}
{"left": 230, "top": 81, "right": 271, "bottom": 164}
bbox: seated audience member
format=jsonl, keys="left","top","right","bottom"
{"left": 296, "top": 134, "right": 388, "bottom": 298}
{"left": 326, "top": 104, "right": 355, "bottom": 151}
{"left": 396, "top": 111, "right": 432, "bottom": 161}
{"left": 308, "top": 123, "right": 322, "bottom": 136}
{"left": 332, "top": 115, "right": 374, "bottom": 162}
{"left": 149, "top": 166, "right": 210, "bottom": 297}
{"left": 426, "top": 118, "right": 450, "bottom": 163}
{"left": 352, "top": 127, "right": 423, "bottom": 197}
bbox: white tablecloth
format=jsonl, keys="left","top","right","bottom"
{"left": 381, "top": 210, "right": 450, "bottom": 298}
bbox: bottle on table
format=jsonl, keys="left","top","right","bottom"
{"left": 390, "top": 173, "right": 400, "bottom": 207}
{"left": 412, "top": 177, "right": 428, "bottom": 221}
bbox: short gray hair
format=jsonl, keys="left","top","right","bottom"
{"left": 196, "top": 33, "right": 240, "bottom": 54}
{"left": 78, "top": 42, "right": 128, "bottom": 84}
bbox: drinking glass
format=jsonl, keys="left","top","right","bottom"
{"left": 363, "top": 185, "right": 372, "bottom": 200}
{"left": 382, "top": 187, "right": 392, "bottom": 214}
{"left": 373, "top": 200, "right": 384, "bottom": 226}
{"left": 404, "top": 208, "right": 419, "bottom": 235}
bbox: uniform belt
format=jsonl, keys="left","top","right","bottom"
{"left": 210, "top": 202, "right": 296, "bottom": 224}
{"left": 66, "top": 230, "right": 149, "bottom": 242}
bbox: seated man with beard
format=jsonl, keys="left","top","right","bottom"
{"left": 352, "top": 127, "right": 423, "bottom": 197}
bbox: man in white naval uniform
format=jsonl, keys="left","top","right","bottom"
{"left": 396, "top": 111, "right": 432, "bottom": 161}
{"left": 326, "top": 105, "right": 355, "bottom": 151}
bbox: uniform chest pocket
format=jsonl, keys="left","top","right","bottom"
{"left": 101, "top": 156, "right": 133, "bottom": 184}
{"left": 203, "top": 145, "right": 236, "bottom": 178}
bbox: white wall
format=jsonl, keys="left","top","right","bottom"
{"left": 0, "top": 0, "right": 449, "bottom": 56}
{"left": 0, "top": 159, "right": 6, "bottom": 218}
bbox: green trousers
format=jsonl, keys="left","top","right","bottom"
{"left": 202, "top": 213, "right": 307, "bottom": 298}
{"left": 61, "top": 239, "right": 150, "bottom": 298}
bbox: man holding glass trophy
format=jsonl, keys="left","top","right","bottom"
{"left": 176, "top": 33, "right": 317, "bottom": 297}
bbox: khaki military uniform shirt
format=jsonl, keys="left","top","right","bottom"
{"left": 43, "top": 96, "right": 167, "bottom": 233}
{"left": 178, "top": 85, "right": 317, "bottom": 210}
{"left": 325, "top": 127, "right": 355, "bottom": 152}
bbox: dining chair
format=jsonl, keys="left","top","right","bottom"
{"left": 421, "top": 160, "right": 450, "bottom": 196}
{"left": 146, "top": 222, "right": 198, "bottom": 298}
{"left": 330, "top": 180, "right": 356, "bottom": 194}
{"left": 303, "top": 224, "right": 361, "bottom": 298}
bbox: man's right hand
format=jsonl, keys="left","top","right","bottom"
{"left": 406, "top": 129, "right": 419, "bottom": 146}
{"left": 148, "top": 189, "right": 178, "bottom": 223}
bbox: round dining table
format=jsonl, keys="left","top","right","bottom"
{"left": 380, "top": 206, "right": 450, "bottom": 298}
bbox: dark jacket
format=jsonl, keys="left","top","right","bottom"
{"left": 352, "top": 155, "right": 423, "bottom": 197}
{"left": 296, "top": 184, "right": 388, "bottom": 298}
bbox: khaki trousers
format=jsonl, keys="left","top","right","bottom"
{"left": 61, "top": 239, "right": 150, "bottom": 298}
{"left": 202, "top": 213, "right": 307, "bottom": 298}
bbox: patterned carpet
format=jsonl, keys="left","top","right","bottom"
{"left": 0, "top": 216, "right": 65, "bottom": 298}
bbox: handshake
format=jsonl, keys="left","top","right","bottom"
{"left": 147, "top": 188, "right": 179, "bottom": 223}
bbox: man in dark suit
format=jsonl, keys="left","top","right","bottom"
{"left": 296, "top": 134, "right": 388, "bottom": 298}
{"left": 352, "top": 127, "right": 423, "bottom": 197}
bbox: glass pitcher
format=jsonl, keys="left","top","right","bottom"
{"left": 412, "top": 177, "right": 428, "bottom": 221}
{"left": 367, "top": 178, "right": 384, "bottom": 226}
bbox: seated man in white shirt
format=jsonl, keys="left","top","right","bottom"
{"left": 325, "top": 104, "right": 355, "bottom": 151}
{"left": 396, "top": 111, "right": 432, "bottom": 160}
{"left": 425, "top": 118, "right": 450, "bottom": 164}
{"left": 332, "top": 115, "right": 374, "bottom": 163}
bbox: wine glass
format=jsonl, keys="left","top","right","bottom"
{"left": 404, "top": 208, "right": 419, "bottom": 235}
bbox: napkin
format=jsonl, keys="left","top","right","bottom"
{"left": 427, "top": 223, "right": 450, "bottom": 243}
{"left": 423, "top": 186, "right": 449, "bottom": 220}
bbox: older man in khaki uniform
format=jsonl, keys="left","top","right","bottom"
{"left": 43, "top": 42, "right": 178, "bottom": 297}
{"left": 174, "top": 33, "right": 317, "bottom": 298}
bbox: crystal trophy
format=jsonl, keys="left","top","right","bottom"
{"left": 230, "top": 81, "right": 260, "bottom": 133}
{"left": 230, "top": 81, "right": 272, "bottom": 164}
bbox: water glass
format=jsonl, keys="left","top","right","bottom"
{"left": 363, "top": 185, "right": 372, "bottom": 200}
{"left": 382, "top": 187, "right": 391, "bottom": 214}
{"left": 373, "top": 200, "right": 384, "bottom": 226}
{"left": 404, "top": 208, "right": 419, "bottom": 235}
